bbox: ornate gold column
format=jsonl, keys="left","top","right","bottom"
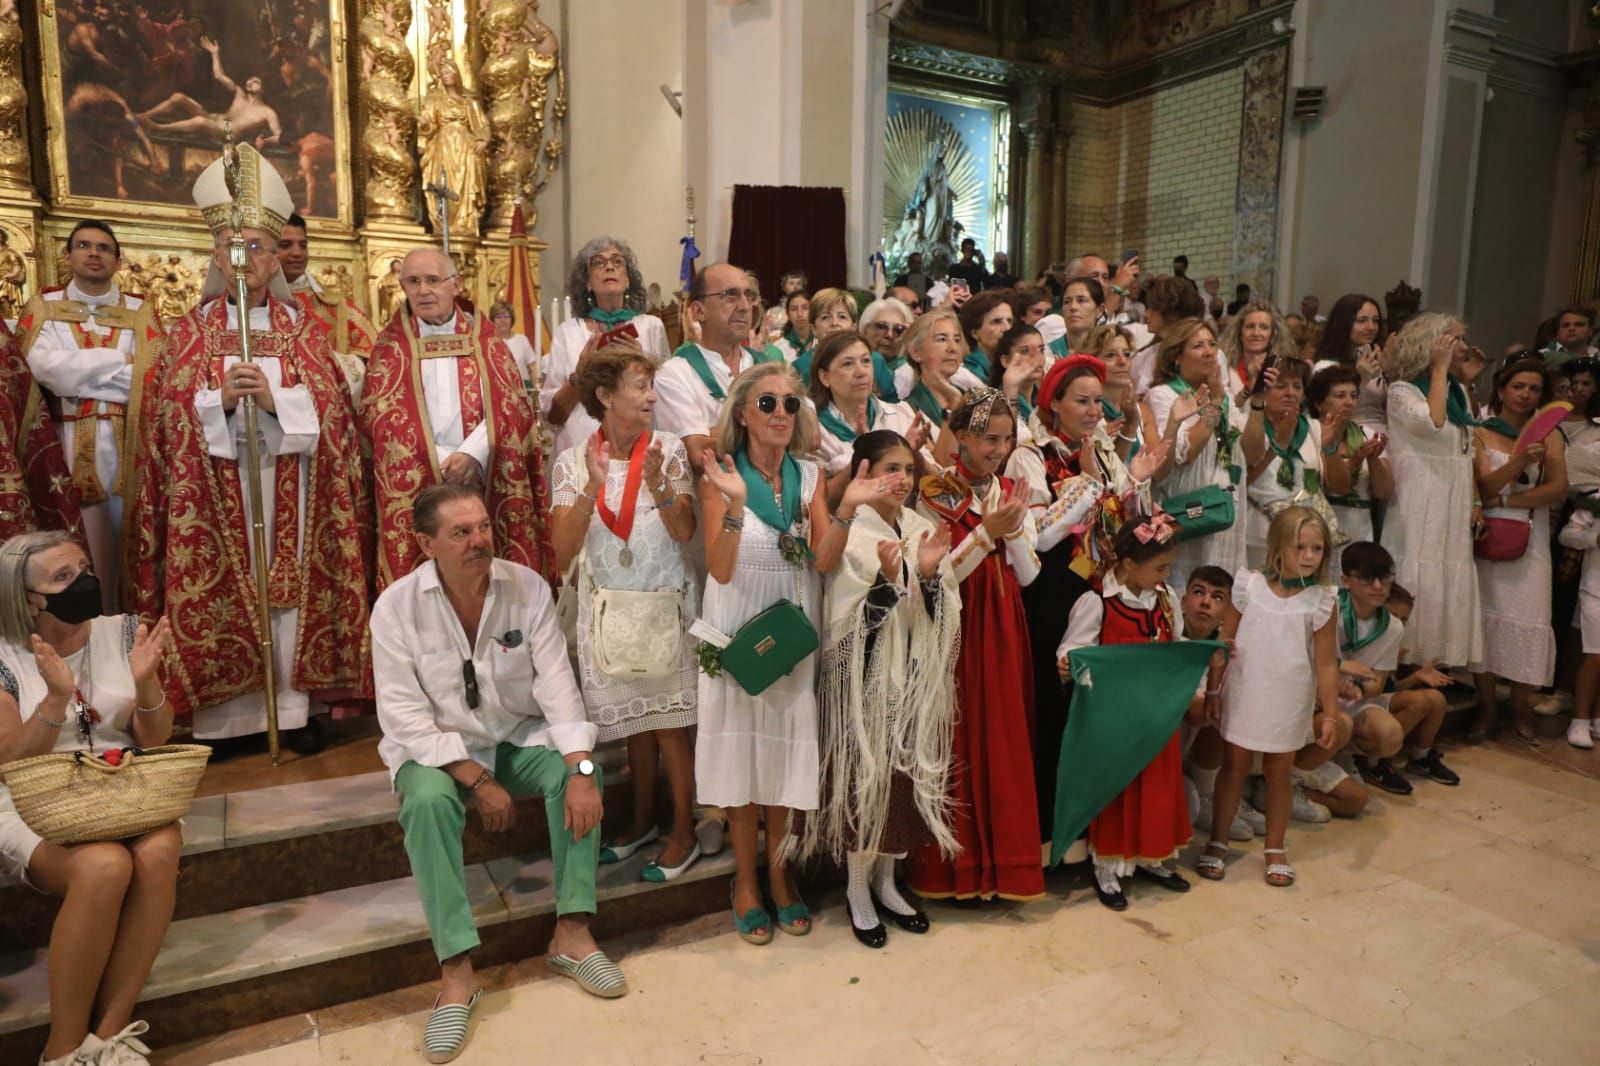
{"left": 358, "top": 0, "right": 418, "bottom": 224}
{"left": 478, "top": 2, "right": 566, "bottom": 229}
{"left": 0, "top": 4, "right": 29, "bottom": 191}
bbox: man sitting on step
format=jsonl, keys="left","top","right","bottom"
{"left": 371, "top": 483, "right": 625, "bottom": 1065}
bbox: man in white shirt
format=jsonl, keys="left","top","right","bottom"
{"left": 373, "top": 483, "right": 623, "bottom": 1059}
{"left": 652, "top": 262, "right": 761, "bottom": 473}
{"left": 19, "top": 219, "right": 160, "bottom": 611}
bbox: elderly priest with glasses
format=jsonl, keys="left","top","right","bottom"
{"left": 371, "top": 482, "right": 624, "bottom": 1064}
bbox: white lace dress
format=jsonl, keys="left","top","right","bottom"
{"left": 694, "top": 459, "right": 822, "bottom": 811}
{"left": 1473, "top": 440, "right": 1556, "bottom": 686}
{"left": 1221, "top": 571, "right": 1336, "bottom": 753}
{"left": 552, "top": 432, "right": 699, "bottom": 742}
{"left": 1383, "top": 382, "right": 1484, "bottom": 667}
{"left": 1146, "top": 383, "right": 1246, "bottom": 589}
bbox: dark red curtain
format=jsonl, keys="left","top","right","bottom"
{"left": 727, "top": 185, "right": 848, "bottom": 304}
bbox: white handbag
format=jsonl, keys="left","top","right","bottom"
{"left": 591, "top": 581, "right": 685, "bottom": 678}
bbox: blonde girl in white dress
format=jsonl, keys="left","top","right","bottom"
{"left": 696, "top": 362, "right": 896, "bottom": 945}
{"left": 551, "top": 349, "right": 702, "bottom": 882}
{"left": 1199, "top": 507, "right": 1342, "bottom": 889}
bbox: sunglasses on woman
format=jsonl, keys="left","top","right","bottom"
{"left": 756, "top": 393, "right": 802, "bottom": 415}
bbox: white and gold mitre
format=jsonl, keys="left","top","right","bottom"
{"left": 192, "top": 142, "right": 293, "bottom": 240}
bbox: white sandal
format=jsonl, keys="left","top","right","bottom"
{"left": 1196, "top": 841, "right": 1227, "bottom": 881}
{"left": 1263, "top": 847, "right": 1295, "bottom": 887}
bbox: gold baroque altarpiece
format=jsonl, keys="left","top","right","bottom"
{"left": 1, "top": 0, "right": 563, "bottom": 324}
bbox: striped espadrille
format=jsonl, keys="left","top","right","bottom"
{"left": 424, "top": 988, "right": 481, "bottom": 1064}
{"left": 547, "top": 950, "right": 629, "bottom": 998}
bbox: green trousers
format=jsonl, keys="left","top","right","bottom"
{"left": 396, "top": 743, "right": 603, "bottom": 962}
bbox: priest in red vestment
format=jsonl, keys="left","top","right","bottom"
{"left": 125, "top": 143, "right": 371, "bottom": 746}
{"left": 0, "top": 318, "right": 82, "bottom": 542}
{"left": 361, "top": 246, "right": 549, "bottom": 590}
{"left": 278, "top": 211, "right": 377, "bottom": 405}
{"left": 911, "top": 387, "right": 1046, "bottom": 902}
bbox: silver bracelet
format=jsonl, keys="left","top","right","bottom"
{"left": 137, "top": 694, "right": 168, "bottom": 715}
{"left": 34, "top": 705, "right": 66, "bottom": 728}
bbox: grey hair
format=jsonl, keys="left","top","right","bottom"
{"left": 567, "top": 236, "right": 648, "bottom": 315}
{"left": 860, "top": 297, "right": 913, "bottom": 329}
{"left": 713, "top": 362, "right": 818, "bottom": 459}
{"left": 1388, "top": 311, "right": 1464, "bottom": 383}
{"left": 0, "top": 531, "right": 77, "bottom": 647}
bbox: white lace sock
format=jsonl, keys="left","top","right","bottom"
{"left": 845, "top": 851, "right": 878, "bottom": 930}
{"left": 1093, "top": 859, "right": 1123, "bottom": 895}
{"left": 872, "top": 853, "right": 918, "bottom": 916}
{"left": 1191, "top": 764, "right": 1219, "bottom": 799}
{"left": 1137, "top": 860, "right": 1170, "bottom": 876}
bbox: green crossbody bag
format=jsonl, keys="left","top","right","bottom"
{"left": 716, "top": 600, "right": 819, "bottom": 696}
{"left": 1162, "top": 484, "right": 1235, "bottom": 542}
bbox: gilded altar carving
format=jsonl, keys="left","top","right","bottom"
{"left": 0, "top": 0, "right": 30, "bottom": 189}
{"left": 477, "top": 0, "right": 566, "bottom": 228}
{"left": 418, "top": 59, "right": 490, "bottom": 240}
{"left": 359, "top": 0, "right": 416, "bottom": 222}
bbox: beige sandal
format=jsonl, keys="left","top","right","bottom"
{"left": 1263, "top": 847, "right": 1295, "bottom": 887}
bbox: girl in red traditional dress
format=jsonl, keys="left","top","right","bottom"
{"left": 911, "top": 387, "right": 1045, "bottom": 903}
{"left": 1056, "top": 513, "right": 1194, "bottom": 910}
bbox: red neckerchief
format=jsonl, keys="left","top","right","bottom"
{"left": 590, "top": 428, "right": 649, "bottom": 544}
{"left": 1043, "top": 429, "right": 1083, "bottom": 486}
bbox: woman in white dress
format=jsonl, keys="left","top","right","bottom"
{"left": 1309, "top": 364, "right": 1393, "bottom": 572}
{"left": 0, "top": 532, "right": 178, "bottom": 1066}
{"left": 808, "top": 331, "right": 927, "bottom": 503}
{"left": 1238, "top": 359, "right": 1350, "bottom": 567}
{"left": 1382, "top": 313, "right": 1486, "bottom": 670}
{"left": 897, "top": 309, "right": 981, "bottom": 425}
{"left": 1311, "top": 293, "right": 1389, "bottom": 432}
{"left": 696, "top": 362, "right": 890, "bottom": 944}
{"left": 792, "top": 288, "right": 858, "bottom": 387}
{"left": 1471, "top": 356, "right": 1566, "bottom": 744}
{"left": 540, "top": 237, "right": 671, "bottom": 459}
{"left": 551, "top": 349, "right": 701, "bottom": 882}
{"left": 489, "top": 300, "right": 540, "bottom": 389}
{"left": 1145, "top": 318, "right": 1246, "bottom": 589}
{"left": 766, "top": 291, "right": 813, "bottom": 365}
{"left": 1217, "top": 299, "right": 1296, "bottom": 404}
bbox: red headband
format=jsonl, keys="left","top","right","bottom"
{"left": 1039, "top": 354, "right": 1107, "bottom": 413}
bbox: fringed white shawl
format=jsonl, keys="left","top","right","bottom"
{"left": 787, "top": 504, "right": 962, "bottom": 862}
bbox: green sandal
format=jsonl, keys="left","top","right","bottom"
{"left": 730, "top": 887, "right": 773, "bottom": 945}
{"left": 775, "top": 898, "right": 811, "bottom": 936}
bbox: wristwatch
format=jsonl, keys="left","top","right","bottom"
{"left": 567, "top": 757, "right": 596, "bottom": 779}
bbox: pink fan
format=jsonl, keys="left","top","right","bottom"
{"left": 1515, "top": 400, "right": 1572, "bottom": 453}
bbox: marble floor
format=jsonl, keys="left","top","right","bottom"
{"left": 166, "top": 741, "right": 1600, "bottom": 1066}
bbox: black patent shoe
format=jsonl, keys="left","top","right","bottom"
{"left": 284, "top": 716, "right": 328, "bottom": 756}
{"left": 882, "top": 908, "right": 930, "bottom": 934}
{"left": 852, "top": 922, "right": 888, "bottom": 948}
{"left": 1135, "top": 865, "right": 1191, "bottom": 893}
{"left": 1092, "top": 878, "right": 1128, "bottom": 911}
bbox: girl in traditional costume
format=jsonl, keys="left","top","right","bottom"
{"left": 910, "top": 387, "right": 1045, "bottom": 902}
{"left": 790, "top": 430, "right": 961, "bottom": 948}
{"left": 1055, "top": 513, "right": 1195, "bottom": 910}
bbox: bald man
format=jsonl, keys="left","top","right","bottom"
{"left": 359, "top": 247, "right": 550, "bottom": 590}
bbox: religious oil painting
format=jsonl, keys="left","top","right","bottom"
{"left": 36, "top": 0, "right": 353, "bottom": 225}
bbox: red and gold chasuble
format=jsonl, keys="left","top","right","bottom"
{"left": 291, "top": 286, "right": 377, "bottom": 360}
{"left": 0, "top": 318, "right": 82, "bottom": 541}
{"left": 125, "top": 297, "right": 373, "bottom": 719}
{"left": 1085, "top": 583, "right": 1192, "bottom": 865}
{"left": 908, "top": 473, "right": 1045, "bottom": 902}
{"left": 362, "top": 308, "right": 549, "bottom": 589}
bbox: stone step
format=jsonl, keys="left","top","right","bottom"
{"left": 0, "top": 834, "right": 737, "bottom": 1062}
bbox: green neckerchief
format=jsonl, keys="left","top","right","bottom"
{"left": 1267, "top": 415, "right": 1315, "bottom": 491}
{"left": 1409, "top": 369, "right": 1475, "bottom": 428}
{"left": 783, "top": 328, "right": 806, "bottom": 352}
{"left": 964, "top": 349, "right": 991, "bottom": 380}
{"left": 1049, "top": 335, "right": 1068, "bottom": 359}
{"left": 588, "top": 306, "right": 638, "bottom": 328}
{"left": 873, "top": 350, "right": 900, "bottom": 402}
{"left": 817, "top": 398, "right": 880, "bottom": 443}
{"left": 1168, "top": 375, "right": 1239, "bottom": 483}
{"left": 735, "top": 448, "right": 804, "bottom": 543}
{"left": 1015, "top": 390, "right": 1034, "bottom": 421}
{"left": 905, "top": 379, "right": 946, "bottom": 423}
{"left": 1477, "top": 415, "right": 1521, "bottom": 440}
{"left": 1102, "top": 397, "right": 1142, "bottom": 464}
{"left": 675, "top": 344, "right": 728, "bottom": 401}
{"left": 1268, "top": 572, "right": 1320, "bottom": 589}
{"left": 1338, "top": 588, "right": 1390, "bottom": 653}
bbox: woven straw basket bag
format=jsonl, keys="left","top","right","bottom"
{"left": 0, "top": 744, "right": 211, "bottom": 844}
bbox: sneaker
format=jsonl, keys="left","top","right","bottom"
{"left": 1288, "top": 783, "right": 1332, "bottom": 823}
{"left": 1403, "top": 749, "right": 1461, "bottom": 785}
{"left": 1354, "top": 756, "right": 1413, "bottom": 796}
{"left": 1532, "top": 691, "right": 1571, "bottom": 717}
{"left": 1236, "top": 798, "right": 1267, "bottom": 836}
{"left": 1591, "top": 719, "right": 1600, "bottom": 740}
{"left": 1194, "top": 796, "right": 1254, "bottom": 840}
{"left": 1568, "top": 721, "right": 1596, "bottom": 750}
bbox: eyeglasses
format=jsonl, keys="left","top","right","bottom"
{"left": 755, "top": 393, "right": 802, "bottom": 415}
{"left": 1351, "top": 573, "right": 1394, "bottom": 586}
{"left": 869, "top": 322, "right": 908, "bottom": 338}
{"left": 905, "top": 298, "right": 922, "bottom": 310}
{"left": 702, "top": 287, "right": 759, "bottom": 305}
{"left": 461, "top": 659, "right": 480, "bottom": 709}
{"left": 401, "top": 273, "right": 458, "bottom": 289}
{"left": 588, "top": 254, "right": 627, "bottom": 271}
{"left": 71, "top": 239, "right": 116, "bottom": 255}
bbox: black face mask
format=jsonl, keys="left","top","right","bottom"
{"left": 36, "top": 571, "right": 102, "bottom": 624}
